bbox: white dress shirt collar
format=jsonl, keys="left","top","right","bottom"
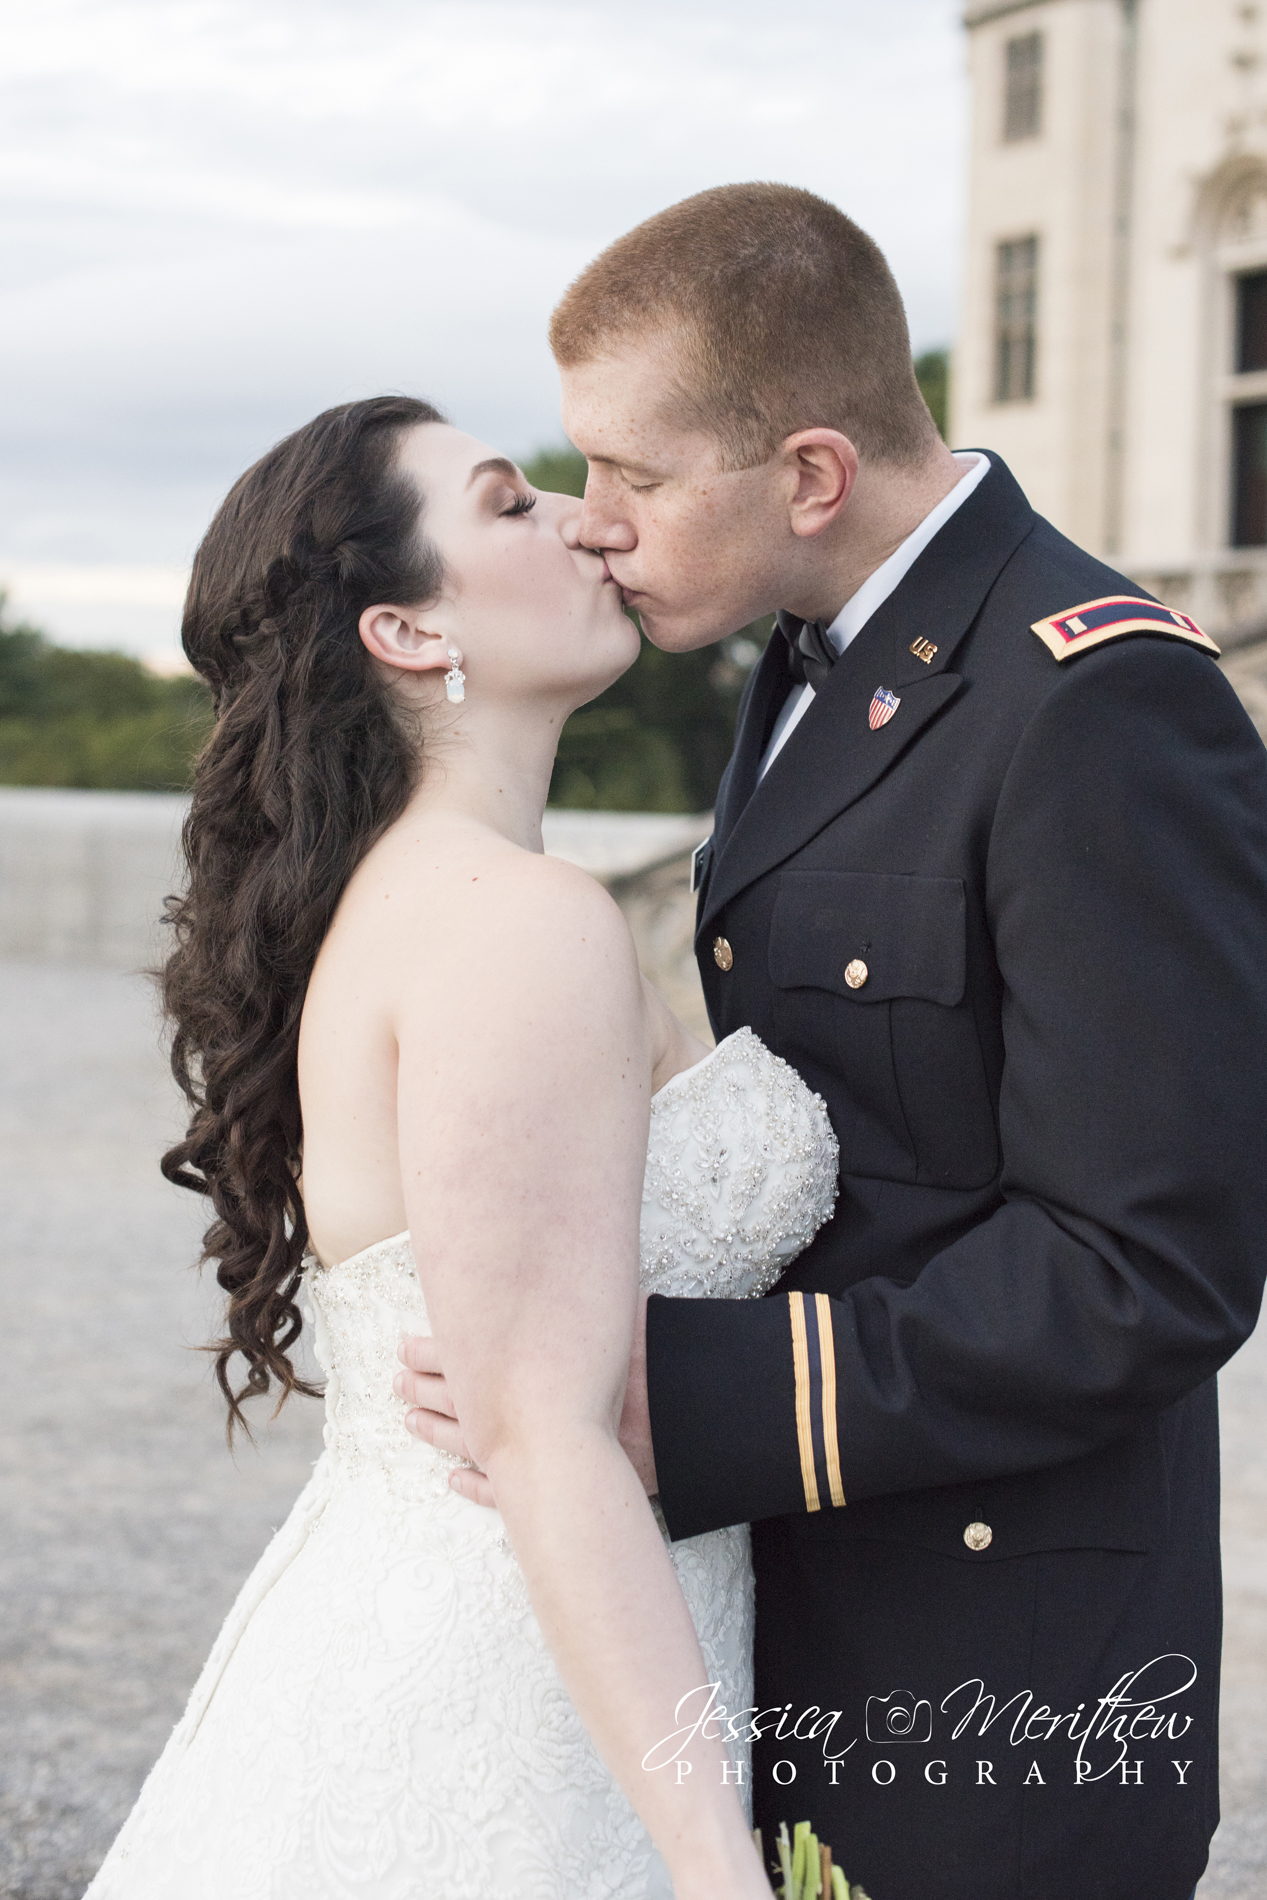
{"left": 819, "top": 450, "right": 991, "bottom": 657}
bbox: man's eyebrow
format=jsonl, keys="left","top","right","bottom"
{"left": 466, "top": 456, "right": 523, "bottom": 488}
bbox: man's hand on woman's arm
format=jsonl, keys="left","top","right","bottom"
{"left": 395, "top": 1288, "right": 659, "bottom": 1506}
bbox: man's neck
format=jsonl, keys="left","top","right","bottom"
{"left": 782, "top": 442, "right": 968, "bottom": 626}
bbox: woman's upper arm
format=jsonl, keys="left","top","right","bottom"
{"left": 394, "top": 861, "right": 652, "bottom": 1459}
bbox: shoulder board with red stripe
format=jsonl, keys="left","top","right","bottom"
{"left": 1030, "top": 595, "right": 1220, "bottom": 662}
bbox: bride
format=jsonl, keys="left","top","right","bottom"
{"left": 84, "top": 394, "right": 838, "bottom": 1899}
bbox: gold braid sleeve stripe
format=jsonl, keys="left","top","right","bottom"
{"left": 814, "top": 1292, "right": 847, "bottom": 1508}
{"left": 789, "top": 1292, "right": 821, "bottom": 1513}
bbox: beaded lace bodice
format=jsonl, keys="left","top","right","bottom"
{"left": 84, "top": 1027, "right": 839, "bottom": 1900}
{"left": 638, "top": 1024, "right": 839, "bottom": 1298}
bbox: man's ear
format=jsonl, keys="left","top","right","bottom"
{"left": 358, "top": 606, "right": 458, "bottom": 675}
{"left": 780, "top": 429, "right": 858, "bottom": 539}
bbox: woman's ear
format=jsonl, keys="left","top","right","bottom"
{"left": 358, "top": 606, "right": 458, "bottom": 675}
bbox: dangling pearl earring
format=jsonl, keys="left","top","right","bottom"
{"left": 444, "top": 647, "right": 466, "bottom": 704}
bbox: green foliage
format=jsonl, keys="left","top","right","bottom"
{"left": 915, "top": 348, "right": 950, "bottom": 440}
{"left": 521, "top": 445, "right": 770, "bottom": 813}
{"left": 0, "top": 598, "right": 212, "bottom": 791}
{"left": 549, "top": 622, "right": 771, "bottom": 813}
{"left": 520, "top": 445, "right": 589, "bottom": 497}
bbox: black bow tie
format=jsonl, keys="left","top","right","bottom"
{"left": 778, "top": 609, "right": 838, "bottom": 691}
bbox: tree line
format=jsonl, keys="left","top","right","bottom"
{"left": 0, "top": 601, "right": 213, "bottom": 792}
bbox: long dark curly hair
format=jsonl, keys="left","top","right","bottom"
{"left": 161, "top": 395, "right": 445, "bottom": 1436}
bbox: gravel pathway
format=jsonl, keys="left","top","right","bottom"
{"left": 0, "top": 964, "right": 324, "bottom": 1899}
{"left": 0, "top": 961, "right": 1262, "bottom": 1897}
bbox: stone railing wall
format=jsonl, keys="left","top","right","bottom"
{"left": 0, "top": 788, "right": 187, "bottom": 968}
{"left": 0, "top": 789, "right": 713, "bottom": 1035}
{"left": 1128, "top": 551, "right": 1267, "bottom": 646}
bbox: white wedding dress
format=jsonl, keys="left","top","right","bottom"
{"left": 85, "top": 1027, "right": 838, "bottom": 1899}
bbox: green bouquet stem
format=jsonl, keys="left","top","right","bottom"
{"left": 755, "top": 1821, "right": 873, "bottom": 1900}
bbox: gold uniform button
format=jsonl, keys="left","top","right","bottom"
{"left": 844, "top": 959, "right": 869, "bottom": 989}
{"left": 963, "top": 1521, "right": 993, "bottom": 1552}
{"left": 713, "top": 936, "right": 734, "bottom": 972}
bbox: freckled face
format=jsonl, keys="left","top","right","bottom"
{"left": 397, "top": 422, "right": 639, "bottom": 706}
{"left": 560, "top": 339, "right": 795, "bottom": 652}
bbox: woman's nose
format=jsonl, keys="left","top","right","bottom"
{"left": 556, "top": 492, "right": 587, "bottom": 549}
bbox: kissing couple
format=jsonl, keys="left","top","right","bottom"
{"left": 86, "top": 185, "right": 1267, "bottom": 1900}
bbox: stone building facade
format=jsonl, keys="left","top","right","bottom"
{"left": 954, "top": 0, "right": 1267, "bottom": 637}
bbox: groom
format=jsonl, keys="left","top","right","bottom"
{"left": 398, "top": 185, "right": 1267, "bottom": 1898}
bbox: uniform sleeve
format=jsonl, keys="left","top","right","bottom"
{"left": 647, "top": 639, "right": 1267, "bottom": 1540}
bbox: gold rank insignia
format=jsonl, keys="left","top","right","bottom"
{"left": 1030, "top": 594, "right": 1220, "bottom": 661}
{"left": 788, "top": 1291, "right": 846, "bottom": 1512}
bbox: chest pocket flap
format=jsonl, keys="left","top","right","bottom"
{"left": 769, "top": 870, "right": 966, "bottom": 1006}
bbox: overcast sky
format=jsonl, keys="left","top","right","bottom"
{"left": 1, "top": 0, "right": 967, "bottom": 664}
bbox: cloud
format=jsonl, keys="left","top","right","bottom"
{"left": 0, "top": 0, "right": 966, "bottom": 658}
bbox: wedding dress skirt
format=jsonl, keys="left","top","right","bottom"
{"left": 85, "top": 1028, "right": 838, "bottom": 1899}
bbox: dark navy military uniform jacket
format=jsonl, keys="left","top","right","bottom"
{"left": 645, "top": 456, "right": 1267, "bottom": 1900}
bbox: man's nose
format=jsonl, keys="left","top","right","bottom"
{"left": 578, "top": 487, "right": 637, "bottom": 554}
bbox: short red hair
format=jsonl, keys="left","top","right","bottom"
{"left": 550, "top": 183, "right": 936, "bottom": 470}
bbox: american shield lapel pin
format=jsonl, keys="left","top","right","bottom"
{"left": 869, "top": 687, "right": 901, "bottom": 730}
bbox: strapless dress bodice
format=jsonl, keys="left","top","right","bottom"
{"left": 302, "top": 1025, "right": 839, "bottom": 1496}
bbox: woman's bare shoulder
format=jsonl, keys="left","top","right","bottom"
{"left": 458, "top": 851, "right": 638, "bottom": 994}
{"left": 375, "top": 826, "right": 628, "bottom": 931}
{"left": 344, "top": 824, "right": 641, "bottom": 1025}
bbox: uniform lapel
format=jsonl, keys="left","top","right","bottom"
{"left": 698, "top": 455, "right": 1035, "bottom": 941}
{"left": 711, "top": 631, "right": 795, "bottom": 854}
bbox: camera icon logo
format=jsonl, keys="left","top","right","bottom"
{"left": 865, "top": 1690, "right": 933, "bottom": 1744}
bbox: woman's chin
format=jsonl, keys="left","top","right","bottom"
{"left": 543, "top": 618, "right": 641, "bottom": 709}
{"left": 607, "top": 629, "right": 644, "bottom": 684}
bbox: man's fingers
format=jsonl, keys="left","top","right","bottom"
{"left": 402, "top": 1406, "right": 475, "bottom": 1461}
{"left": 397, "top": 1334, "right": 444, "bottom": 1375}
{"left": 448, "top": 1467, "right": 497, "bottom": 1509}
{"left": 393, "top": 1368, "right": 457, "bottom": 1418}
{"left": 395, "top": 1332, "right": 493, "bottom": 1505}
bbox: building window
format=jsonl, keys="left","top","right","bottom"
{"left": 1237, "top": 269, "right": 1267, "bottom": 372}
{"left": 1232, "top": 403, "right": 1267, "bottom": 546}
{"left": 994, "top": 235, "right": 1039, "bottom": 402}
{"left": 1003, "top": 33, "right": 1043, "bottom": 142}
